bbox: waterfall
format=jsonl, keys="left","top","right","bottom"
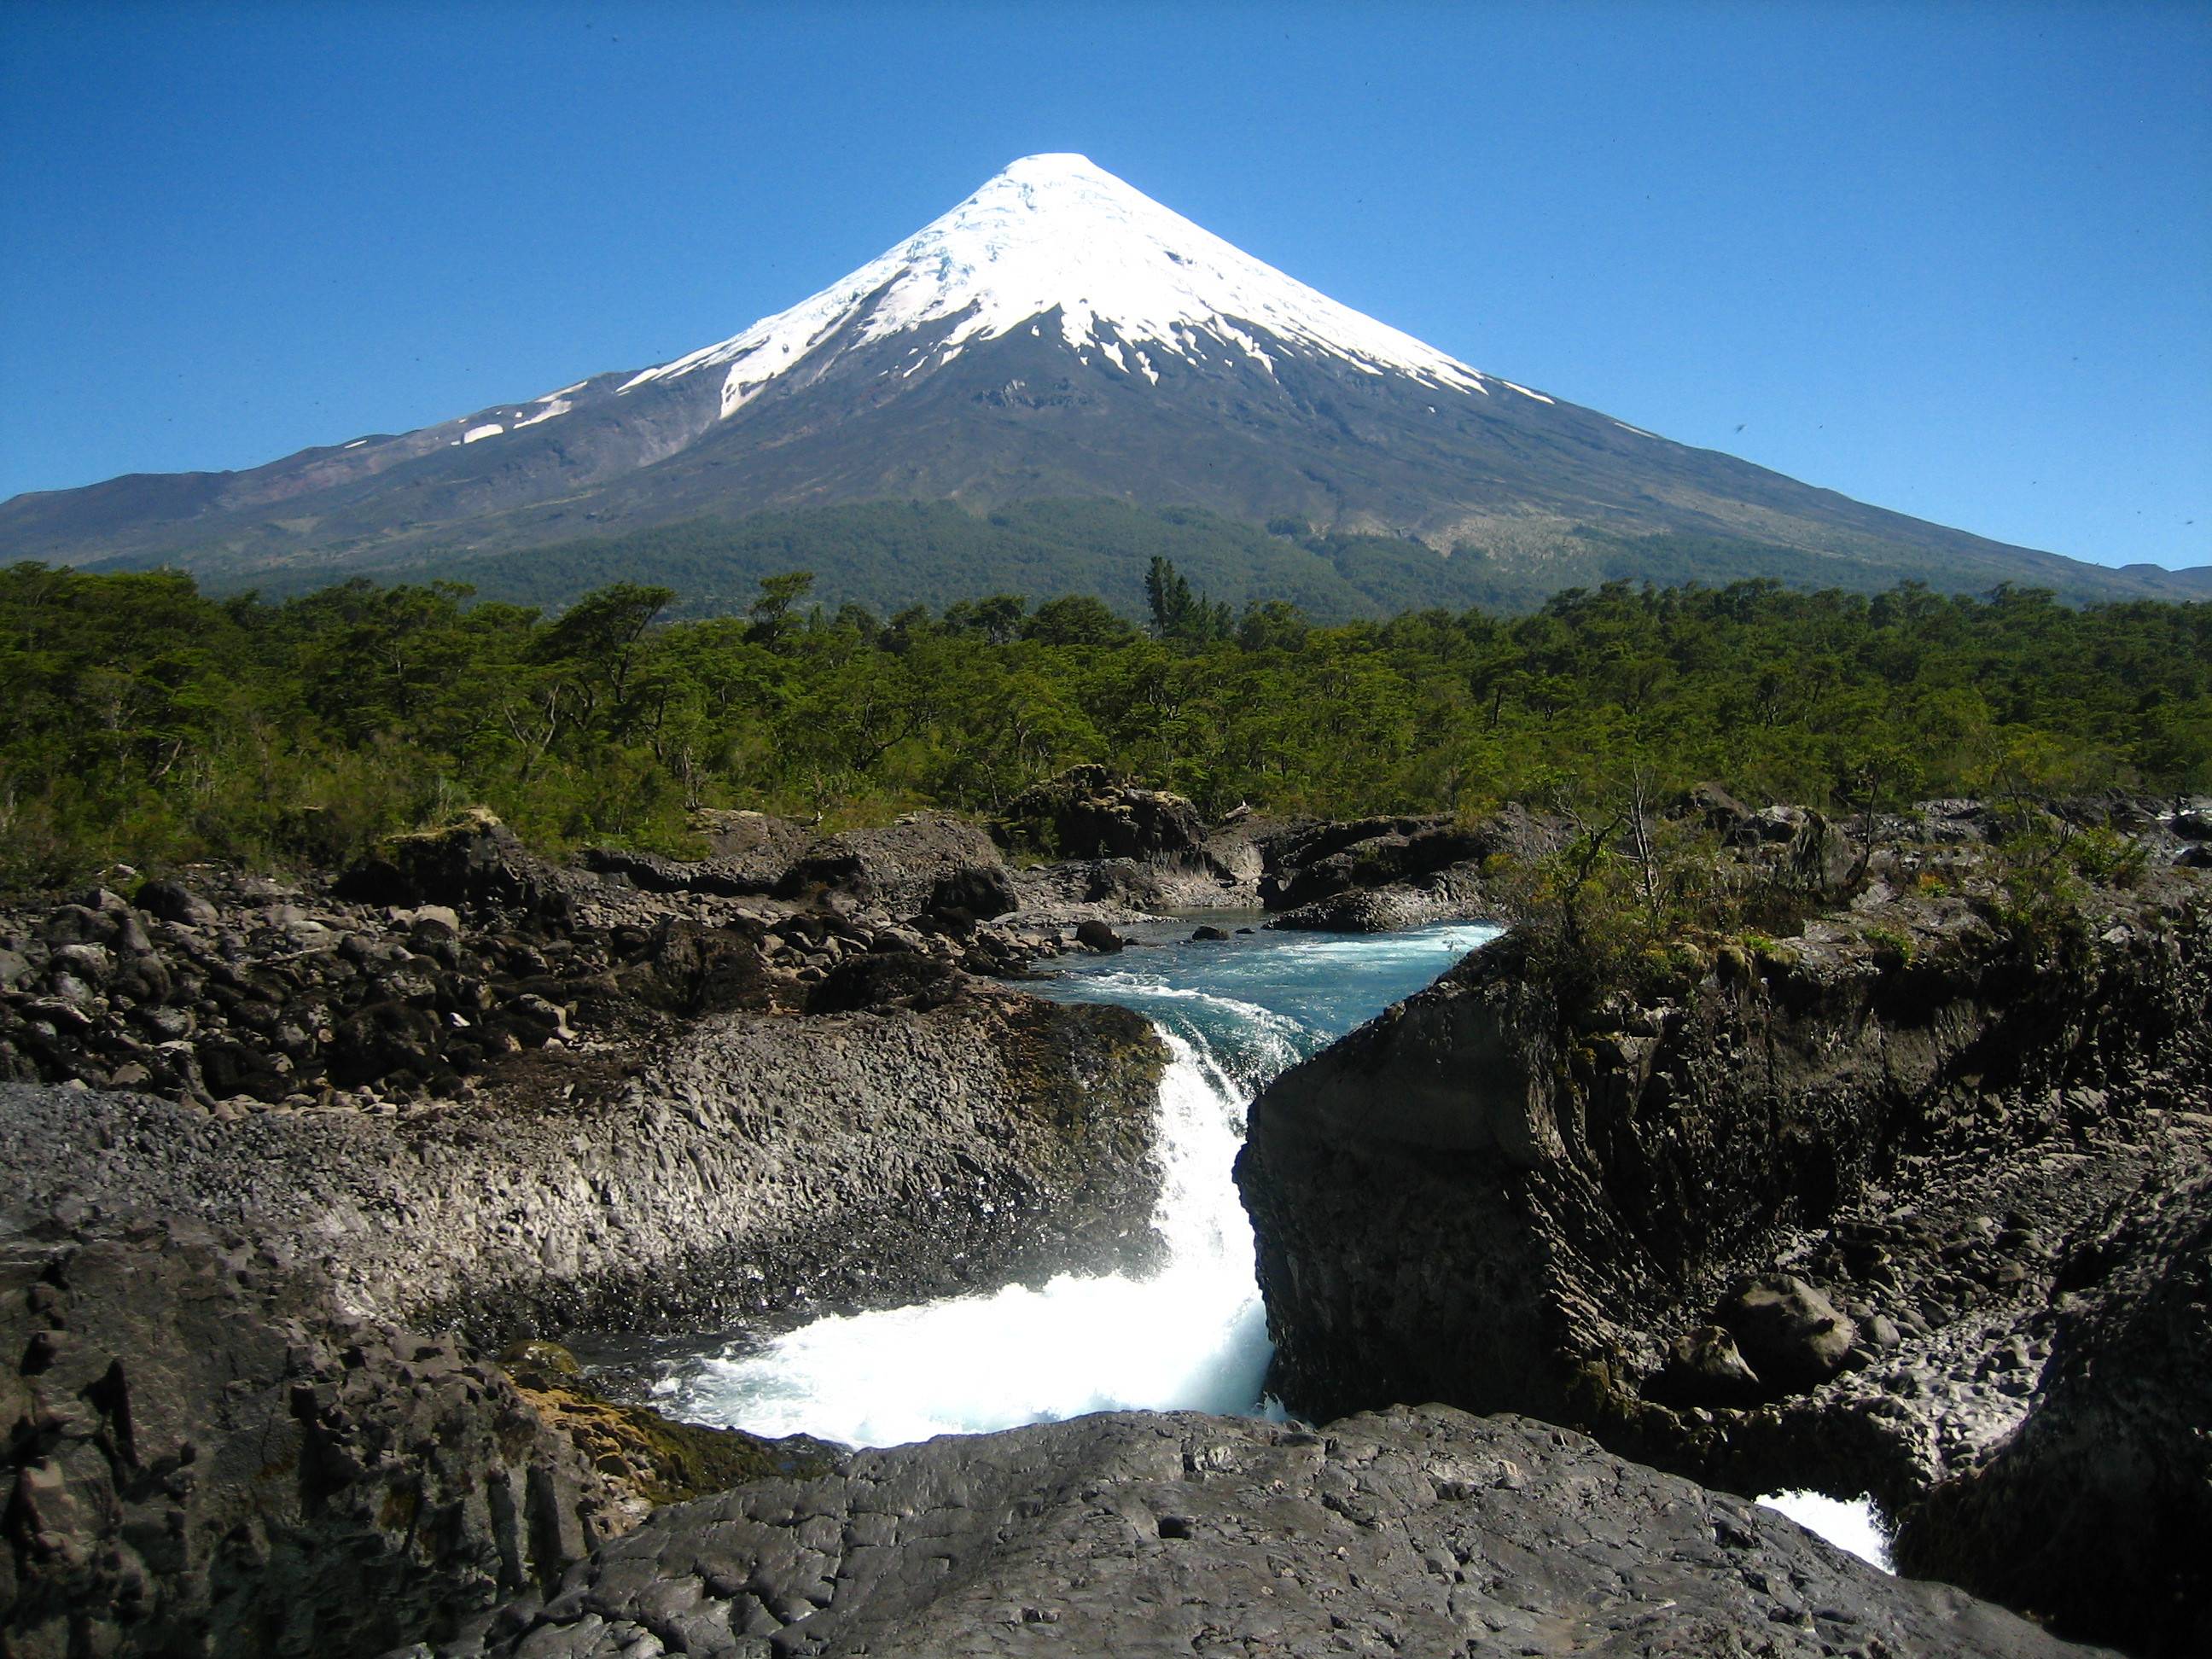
{"left": 659, "top": 1027, "right": 1276, "bottom": 1447}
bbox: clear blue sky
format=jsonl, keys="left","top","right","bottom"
{"left": 3, "top": 1, "right": 2206, "bottom": 570}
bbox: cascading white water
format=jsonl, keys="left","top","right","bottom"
{"left": 651, "top": 919, "right": 1897, "bottom": 1575}
{"left": 1756, "top": 1490, "right": 1894, "bottom": 1573}
{"left": 657, "top": 1029, "right": 1278, "bottom": 1446}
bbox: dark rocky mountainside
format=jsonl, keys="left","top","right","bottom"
{"left": 405, "top": 1406, "right": 2104, "bottom": 1659}
{"left": 9, "top": 156, "right": 2203, "bottom": 607}
{"left": 1237, "top": 798, "right": 2211, "bottom": 1655}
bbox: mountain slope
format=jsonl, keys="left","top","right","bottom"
{"left": 4, "top": 154, "right": 2203, "bottom": 602}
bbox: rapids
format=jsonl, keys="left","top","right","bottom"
{"left": 652, "top": 919, "right": 1492, "bottom": 1445}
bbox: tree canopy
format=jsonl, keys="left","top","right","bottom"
{"left": 3, "top": 560, "right": 2205, "bottom": 891}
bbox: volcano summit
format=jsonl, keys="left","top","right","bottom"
{"left": 3, "top": 154, "right": 2201, "bottom": 605}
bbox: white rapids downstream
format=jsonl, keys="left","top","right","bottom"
{"left": 649, "top": 917, "right": 1890, "bottom": 1571}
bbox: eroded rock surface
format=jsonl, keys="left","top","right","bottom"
{"left": 1237, "top": 829, "right": 2210, "bottom": 1656}
{"left": 407, "top": 1406, "right": 2107, "bottom": 1659}
{"left": 1893, "top": 1171, "right": 2212, "bottom": 1657}
{"left": 0, "top": 1216, "right": 824, "bottom": 1659}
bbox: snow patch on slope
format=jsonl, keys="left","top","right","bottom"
{"left": 622, "top": 154, "right": 1499, "bottom": 417}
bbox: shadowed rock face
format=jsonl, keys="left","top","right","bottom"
{"left": 407, "top": 1406, "right": 2109, "bottom": 1659}
{"left": 1894, "top": 1172, "right": 2212, "bottom": 1658}
{"left": 0, "top": 1218, "right": 825, "bottom": 1659}
{"left": 1234, "top": 864, "right": 2210, "bottom": 1655}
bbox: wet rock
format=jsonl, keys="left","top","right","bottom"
{"left": 1074, "top": 918, "right": 1123, "bottom": 953}
{"left": 1190, "top": 925, "right": 1230, "bottom": 942}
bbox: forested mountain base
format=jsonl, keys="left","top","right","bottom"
{"left": 3, "top": 558, "right": 2206, "bottom": 892}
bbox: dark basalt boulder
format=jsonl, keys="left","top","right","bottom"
{"left": 806, "top": 952, "right": 969, "bottom": 1014}
{"left": 1258, "top": 813, "right": 1490, "bottom": 911}
{"left": 995, "top": 764, "right": 1207, "bottom": 861}
{"left": 614, "top": 917, "right": 773, "bottom": 1016}
{"left": 132, "top": 876, "right": 219, "bottom": 927}
{"left": 414, "top": 1406, "right": 2106, "bottom": 1659}
{"left": 774, "top": 813, "right": 1007, "bottom": 912}
{"left": 1655, "top": 1323, "right": 1767, "bottom": 1408}
{"left": 335, "top": 811, "right": 568, "bottom": 921}
{"left": 1719, "top": 1273, "right": 1859, "bottom": 1394}
{"left": 925, "top": 864, "right": 1019, "bottom": 922}
{"left": 1074, "top": 917, "right": 1123, "bottom": 953}
{"left": 579, "top": 845, "right": 772, "bottom": 899}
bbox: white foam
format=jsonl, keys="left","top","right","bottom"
{"left": 620, "top": 153, "right": 1501, "bottom": 415}
{"left": 1756, "top": 1491, "right": 1894, "bottom": 1573}
{"left": 661, "top": 1033, "right": 1272, "bottom": 1446}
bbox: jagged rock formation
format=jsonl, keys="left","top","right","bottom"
{"left": 1236, "top": 814, "right": 2209, "bottom": 1653}
{"left": 0, "top": 814, "right": 1171, "bottom": 1341}
{"left": 1893, "top": 1171, "right": 2212, "bottom": 1657}
{"left": 995, "top": 765, "right": 1208, "bottom": 861}
{"left": 402, "top": 1406, "right": 2106, "bottom": 1659}
{"left": 0, "top": 1216, "right": 829, "bottom": 1659}
{"left": 0, "top": 812, "right": 1180, "bottom": 1656}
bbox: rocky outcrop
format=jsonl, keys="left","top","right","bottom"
{"left": 1264, "top": 864, "right": 1489, "bottom": 933}
{"left": 0, "top": 807, "right": 1176, "bottom": 1343}
{"left": 1892, "top": 1170, "right": 2212, "bottom": 1657}
{"left": 1254, "top": 809, "right": 1540, "bottom": 932}
{"left": 1258, "top": 814, "right": 1486, "bottom": 911}
{"left": 408, "top": 1405, "right": 2106, "bottom": 1659}
{"left": 995, "top": 765, "right": 1207, "bottom": 862}
{"left": 0, "top": 1215, "right": 825, "bottom": 1659}
{"left": 1237, "top": 853, "right": 2210, "bottom": 1584}
{"left": 0, "top": 976, "right": 1165, "bottom": 1342}
{"left": 771, "top": 814, "right": 1010, "bottom": 914}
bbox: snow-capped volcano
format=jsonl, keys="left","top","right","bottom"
{"left": 622, "top": 153, "right": 1500, "bottom": 418}
{"left": 7, "top": 152, "right": 2189, "bottom": 608}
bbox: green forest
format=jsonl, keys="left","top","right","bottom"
{"left": 3, "top": 556, "right": 2207, "bottom": 891}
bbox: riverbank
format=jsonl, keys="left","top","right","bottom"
{"left": 1237, "top": 795, "right": 2211, "bottom": 1655}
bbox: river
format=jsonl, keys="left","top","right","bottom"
{"left": 649, "top": 914, "right": 1890, "bottom": 1569}
{"left": 651, "top": 917, "right": 1493, "bottom": 1445}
